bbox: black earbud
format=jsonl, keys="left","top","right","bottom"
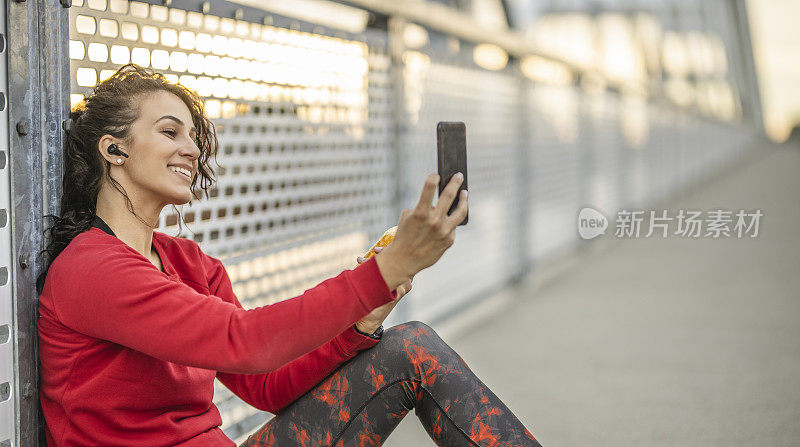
{"left": 107, "top": 143, "right": 129, "bottom": 158}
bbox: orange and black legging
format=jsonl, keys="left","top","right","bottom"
{"left": 240, "top": 321, "right": 542, "bottom": 447}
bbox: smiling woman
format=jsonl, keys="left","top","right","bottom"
{"left": 33, "top": 63, "right": 537, "bottom": 447}
{"left": 38, "top": 63, "right": 219, "bottom": 286}
{"left": 96, "top": 93, "right": 203, "bottom": 212}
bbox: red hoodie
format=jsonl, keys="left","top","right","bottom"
{"left": 37, "top": 219, "right": 397, "bottom": 446}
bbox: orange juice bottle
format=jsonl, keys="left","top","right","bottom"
{"left": 363, "top": 226, "right": 398, "bottom": 259}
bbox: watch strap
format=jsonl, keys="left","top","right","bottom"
{"left": 353, "top": 323, "right": 384, "bottom": 340}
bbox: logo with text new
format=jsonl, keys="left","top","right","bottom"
{"left": 578, "top": 207, "right": 608, "bottom": 240}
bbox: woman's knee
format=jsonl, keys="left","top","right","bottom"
{"left": 377, "top": 321, "right": 473, "bottom": 385}
{"left": 385, "top": 320, "right": 435, "bottom": 340}
{"left": 381, "top": 320, "right": 453, "bottom": 356}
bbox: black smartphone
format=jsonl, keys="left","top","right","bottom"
{"left": 436, "top": 121, "right": 468, "bottom": 226}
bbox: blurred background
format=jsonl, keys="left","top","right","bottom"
{"left": 1, "top": 0, "right": 798, "bottom": 445}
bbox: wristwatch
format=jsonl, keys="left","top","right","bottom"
{"left": 353, "top": 323, "right": 384, "bottom": 340}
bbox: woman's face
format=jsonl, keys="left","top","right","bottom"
{"left": 108, "top": 90, "right": 201, "bottom": 209}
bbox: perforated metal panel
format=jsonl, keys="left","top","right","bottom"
{"left": 527, "top": 84, "right": 584, "bottom": 262}
{"left": 616, "top": 94, "right": 649, "bottom": 209}
{"left": 0, "top": 0, "right": 15, "bottom": 442}
{"left": 525, "top": 76, "right": 758, "bottom": 267}
{"left": 585, "top": 93, "right": 625, "bottom": 217}
{"left": 397, "top": 41, "right": 527, "bottom": 323}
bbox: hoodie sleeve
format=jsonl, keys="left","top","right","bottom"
{"left": 210, "top": 250, "right": 387, "bottom": 413}
{"left": 49, "top": 239, "right": 396, "bottom": 374}
{"left": 215, "top": 324, "right": 381, "bottom": 414}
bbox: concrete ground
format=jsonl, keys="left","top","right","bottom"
{"left": 386, "top": 143, "right": 800, "bottom": 446}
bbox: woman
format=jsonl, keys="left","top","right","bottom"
{"left": 36, "top": 63, "right": 541, "bottom": 446}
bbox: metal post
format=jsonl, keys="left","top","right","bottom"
{"left": 7, "top": 0, "right": 41, "bottom": 442}
{"left": 730, "top": 0, "right": 763, "bottom": 128}
{"left": 6, "top": 0, "right": 71, "bottom": 443}
{"left": 0, "top": 0, "right": 15, "bottom": 443}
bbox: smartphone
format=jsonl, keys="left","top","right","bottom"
{"left": 436, "top": 121, "right": 468, "bottom": 226}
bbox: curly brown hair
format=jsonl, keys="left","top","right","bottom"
{"left": 36, "top": 63, "right": 220, "bottom": 294}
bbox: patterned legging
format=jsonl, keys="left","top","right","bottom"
{"left": 240, "top": 321, "right": 542, "bottom": 447}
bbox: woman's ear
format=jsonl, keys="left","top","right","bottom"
{"left": 97, "top": 135, "right": 118, "bottom": 164}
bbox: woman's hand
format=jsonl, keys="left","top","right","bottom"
{"left": 355, "top": 172, "right": 467, "bottom": 334}
{"left": 354, "top": 246, "right": 413, "bottom": 334}
{"left": 375, "top": 173, "right": 468, "bottom": 290}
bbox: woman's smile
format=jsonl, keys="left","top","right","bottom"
{"left": 169, "top": 166, "right": 192, "bottom": 182}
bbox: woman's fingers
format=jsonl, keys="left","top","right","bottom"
{"left": 397, "top": 281, "right": 411, "bottom": 298}
{"left": 416, "top": 174, "right": 439, "bottom": 211}
{"left": 396, "top": 279, "right": 412, "bottom": 298}
{"left": 444, "top": 189, "right": 469, "bottom": 228}
{"left": 357, "top": 246, "right": 383, "bottom": 265}
{"left": 435, "top": 173, "right": 464, "bottom": 219}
